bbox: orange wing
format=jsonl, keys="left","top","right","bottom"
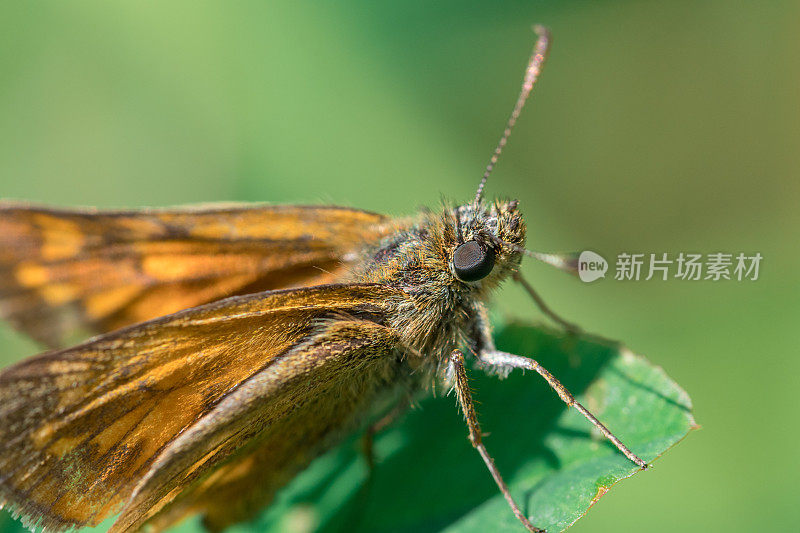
{"left": 0, "top": 203, "right": 395, "bottom": 347}
{"left": 0, "top": 283, "right": 407, "bottom": 532}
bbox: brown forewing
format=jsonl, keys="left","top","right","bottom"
{"left": 0, "top": 203, "right": 396, "bottom": 347}
{"left": 0, "top": 283, "right": 405, "bottom": 533}
{"left": 116, "top": 318, "right": 404, "bottom": 533}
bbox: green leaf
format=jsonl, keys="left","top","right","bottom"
{"left": 231, "top": 322, "right": 695, "bottom": 533}
{"left": 0, "top": 323, "right": 695, "bottom": 533}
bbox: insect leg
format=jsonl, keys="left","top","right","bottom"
{"left": 449, "top": 349, "right": 545, "bottom": 533}
{"left": 361, "top": 398, "right": 410, "bottom": 471}
{"left": 478, "top": 349, "right": 648, "bottom": 469}
{"left": 513, "top": 272, "right": 582, "bottom": 334}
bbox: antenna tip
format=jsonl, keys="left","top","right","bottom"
{"left": 472, "top": 25, "right": 552, "bottom": 205}
{"left": 532, "top": 24, "right": 550, "bottom": 36}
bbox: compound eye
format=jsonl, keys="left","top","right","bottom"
{"left": 453, "top": 240, "right": 495, "bottom": 282}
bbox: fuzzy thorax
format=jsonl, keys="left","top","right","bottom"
{"left": 353, "top": 199, "right": 526, "bottom": 363}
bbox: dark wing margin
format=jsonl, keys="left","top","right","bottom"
{"left": 0, "top": 283, "right": 405, "bottom": 533}
{"left": 0, "top": 202, "right": 394, "bottom": 347}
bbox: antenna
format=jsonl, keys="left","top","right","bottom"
{"left": 474, "top": 25, "right": 551, "bottom": 204}
{"left": 484, "top": 232, "right": 579, "bottom": 277}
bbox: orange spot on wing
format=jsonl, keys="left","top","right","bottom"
{"left": 85, "top": 285, "right": 142, "bottom": 319}
{"left": 31, "top": 423, "right": 56, "bottom": 449}
{"left": 141, "top": 254, "right": 262, "bottom": 281}
{"left": 33, "top": 213, "right": 86, "bottom": 261}
{"left": 92, "top": 403, "right": 152, "bottom": 456}
{"left": 14, "top": 262, "right": 49, "bottom": 287}
{"left": 49, "top": 435, "right": 85, "bottom": 457}
{"left": 40, "top": 283, "right": 79, "bottom": 305}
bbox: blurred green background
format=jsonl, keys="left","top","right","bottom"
{"left": 0, "top": 1, "right": 797, "bottom": 532}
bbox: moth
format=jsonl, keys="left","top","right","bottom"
{"left": 0, "top": 27, "right": 645, "bottom": 533}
